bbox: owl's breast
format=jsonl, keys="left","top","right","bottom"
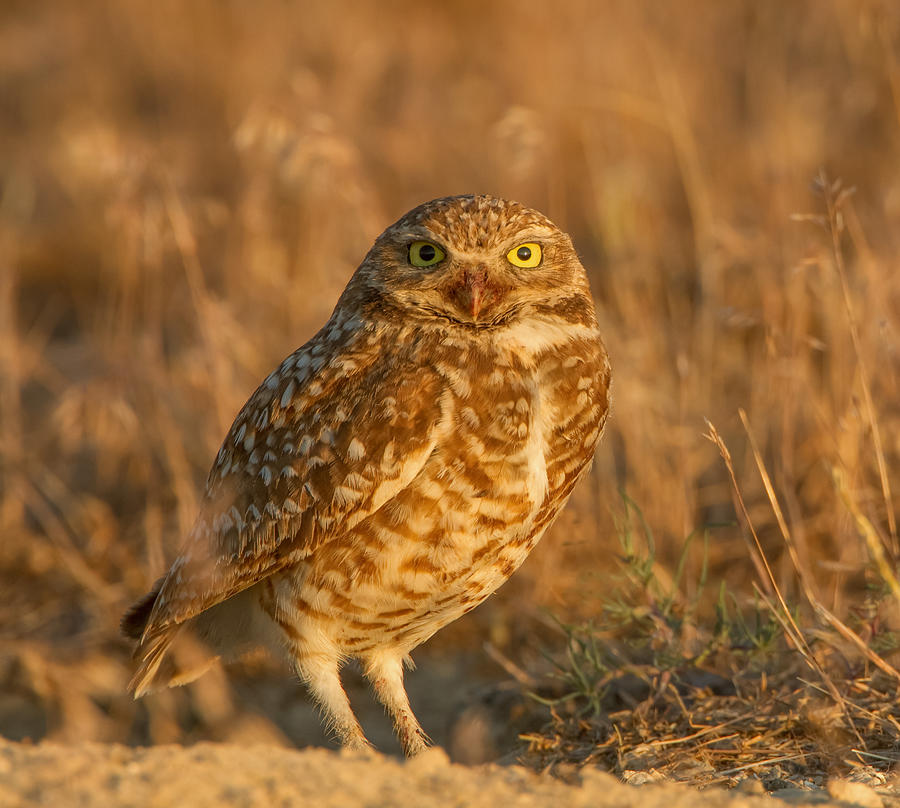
{"left": 423, "top": 326, "right": 611, "bottom": 554}
{"left": 286, "top": 325, "right": 610, "bottom": 655}
{"left": 436, "top": 347, "right": 549, "bottom": 516}
{"left": 533, "top": 331, "right": 611, "bottom": 523}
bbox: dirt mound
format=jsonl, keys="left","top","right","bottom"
{"left": 1, "top": 738, "right": 884, "bottom": 808}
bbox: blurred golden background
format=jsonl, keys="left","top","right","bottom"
{"left": 1, "top": 0, "right": 898, "bottom": 758}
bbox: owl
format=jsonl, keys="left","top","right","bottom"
{"left": 122, "top": 194, "right": 611, "bottom": 756}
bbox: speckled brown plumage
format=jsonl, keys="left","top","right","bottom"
{"left": 122, "top": 194, "right": 611, "bottom": 756}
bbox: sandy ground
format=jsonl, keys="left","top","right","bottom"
{"left": 1, "top": 739, "right": 894, "bottom": 808}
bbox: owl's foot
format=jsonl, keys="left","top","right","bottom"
{"left": 399, "top": 723, "right": 431, "bottom": 757}
{"left": 340, "top": 730, "right": 375, "bottom": 755}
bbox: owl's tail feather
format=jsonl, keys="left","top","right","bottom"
{"left": 127, "top": 627, "right": 176, "bottom": 697}
{"left": 123, "top": 577, "right": 221, "bottom": 698}
{"left": 127, "top": 622, "right": 221, "bottom": 697}
{"left": 121, "top": 576, "right": 165, "bottom": 641}
{"left": 123, "top": 582, "right": 277, "bottom": 698}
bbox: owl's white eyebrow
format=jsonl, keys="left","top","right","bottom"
{"left": 503, "top": 226, "right": 558, "bottom": 244}
{"left": 397, "top": 229, "right": 441, "bottom": 242}
{"left": 396, "top": 232, "right": 556, "bottom": 258}
{"left": 451, "top": 234, "right": 556, "bottom": 261}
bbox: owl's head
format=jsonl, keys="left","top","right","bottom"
{"left": 350, "top": 195, "right": 594, "bottom": 329}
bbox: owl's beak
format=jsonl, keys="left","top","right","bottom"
{"left": 466, "top": 278, "right": 485, "bottom": 320}
{"left": 448, "top": 266, "right": 503, "bottom": 323}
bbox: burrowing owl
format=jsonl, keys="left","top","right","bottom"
{"left": 122, "top": 194, "right": 611, "bottom": 756}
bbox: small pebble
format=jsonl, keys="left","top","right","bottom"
{"left": 735, "top": 778, "right": 765, "bottom": 795}
{"left": 621, "top": 768, "right": 663, "bottom": 786}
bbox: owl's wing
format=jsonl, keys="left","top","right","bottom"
{"left": 142, "top": 341, "right": 447, "bottom": 637}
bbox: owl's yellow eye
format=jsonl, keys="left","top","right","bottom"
{"left": 506, "top": 242, "right": 542, "bottom": 268}
{"left": 408, "top": 241, "right": 445, "bottom": 267}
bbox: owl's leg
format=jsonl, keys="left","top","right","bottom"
{"left": 363, "top": 652, "right": 430, "bottom": 757}
{"left": 296, "top": 653, "right": 371, "bottom": 752}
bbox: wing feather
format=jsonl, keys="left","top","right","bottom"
{"left": 143, "top": 329, "right": 447, "bottom": 636}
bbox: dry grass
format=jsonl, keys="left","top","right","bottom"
{"left": 520, "top": 475, "right": 900, "bottom": 790}
{"left": 1, "top": 0, "right": 899, "bottom": 775}
{"left": 524, "top": 664, "right": 900, "bottom": 789}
